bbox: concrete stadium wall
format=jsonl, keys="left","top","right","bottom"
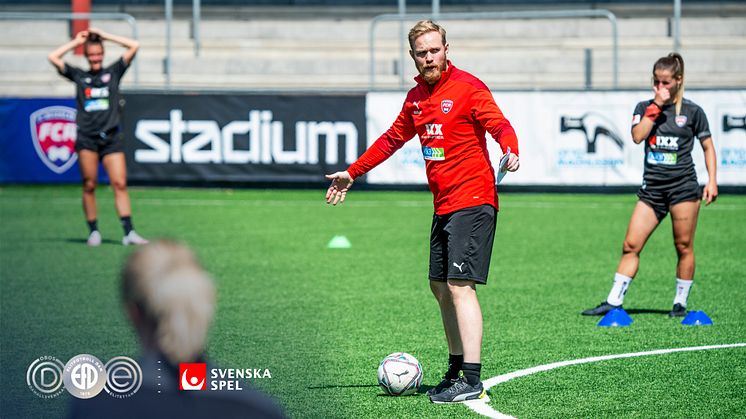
{"left": 1, "top": 3, "right": 744, "bottom": 95}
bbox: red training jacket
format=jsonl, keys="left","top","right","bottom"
{"left": 347, "top": 62, "right": 519, "bottom": 215}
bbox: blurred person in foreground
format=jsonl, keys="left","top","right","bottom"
{"left": 582, "top": 53, "right": 718, "bottom": 318}
{"left": 68, "top": 239, "right": 285, "bottom": 419}
{"left": 325, "top": 20, "right": 519, "bottom": 403}
{"left": 48, "top": 28, "right": 147, "bottom": 246}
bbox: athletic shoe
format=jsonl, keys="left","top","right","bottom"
{"left": 429, "top": 377, "right": 485, "bottom": 403}
{"left": 87, "top": 230, "right": 102, "bottom": 247}
{"left": 426, "top": 377, "right": 459, "bottom": 396}
{"left": 122, "top": 230, "right": 149, "bottom": 246}
{"left": 669, "top": 303, "right": 687, "bottom": 317}
{"left": 581, "top": 301, "right": 621, "bottom": 316}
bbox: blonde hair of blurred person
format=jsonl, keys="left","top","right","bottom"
{"left": 69, "top": 240, "right": 286, "bottom": 419}
{"left": 122, "top": 239, "right": 215, "bottom": 364}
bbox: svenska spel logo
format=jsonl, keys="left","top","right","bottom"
{"left": 180, "top": 363, "right": 207, "bottom": 390}
{"left": 29, "top": 106, "right": 77, "bottom": 174}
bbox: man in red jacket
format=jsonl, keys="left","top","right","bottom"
{"left": 325, "top": 20, "right": 519, "bottom": 403}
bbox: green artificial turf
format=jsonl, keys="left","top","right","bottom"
{"left": 1, "top": 186, "right": 744, "bottom": 418}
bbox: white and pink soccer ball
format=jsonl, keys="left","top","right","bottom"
{"left": 377, "top": 352, "right": 423, "bottom": 396}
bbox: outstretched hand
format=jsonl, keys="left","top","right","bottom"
{"left": 325, "top": 171, "right": 354, "bottom": 205}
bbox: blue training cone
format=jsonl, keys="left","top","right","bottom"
{"left": 597, "top": 308, "right": 633, "bottom": 327}
{"left": 681, "top": 310, "right": 713, "bottom": 326}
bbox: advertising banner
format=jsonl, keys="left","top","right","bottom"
{"left": 0, "top": 98, "right": 92, "bottom": 183}
{"left": 122, "top": 93, "right": 367, "bottom": 184}
{"left": 365, "top": 90, "right": 746, "bottom": 186}
{"left": 3, "top": 91, "right": 744, "bottom": 187}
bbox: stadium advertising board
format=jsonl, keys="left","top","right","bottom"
{"left": 121, "top": 92, "right": 367, "bottom": 183}
{"left": 2, "top": 91, "right": 744, "bottom": 186}
{"left": 366, "top": 90, "right": 746, "bottom": 186}
{"left": 0, "top": 98, "right": 111, "bottom": 183}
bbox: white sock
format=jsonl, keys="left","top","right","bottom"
{"left": 606, "top": 273, "right": 632, "bottom": 306}
{"left": 673, "top": 278, "right": 693, "bottom": 307}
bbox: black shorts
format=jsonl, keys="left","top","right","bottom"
{"left": 637, "top": 181, "right": 702, "bottom": 221}
{"left": 75, "top": 130, "right": 124, "bottom": 158}
{"left": 429, "top": 204, "right": 497, "bottom": 284}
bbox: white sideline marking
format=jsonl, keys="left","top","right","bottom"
{"left": 2, "top": 196, "right": 744, "bottom": 211}
{"left": 465, "top": 343, "right": 746, "bottom": 419}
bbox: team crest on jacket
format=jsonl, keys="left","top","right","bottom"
{"left": 675, "top": 115, "right": 687, "bottom": 127}
{"left": 101, "top": 73, "right": 111, "bottom": 83}
{"left": 441, "top": 99, "right": 453, "bottom": 114}
{"left": 29, "top": 106, "right": 78, "bottom": 174}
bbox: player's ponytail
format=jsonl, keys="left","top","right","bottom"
{"left": 122, "top": 240, "right": 216, "bottom": 365}
{"left": 653, "top": 53, "right": 685, "bottom": 115}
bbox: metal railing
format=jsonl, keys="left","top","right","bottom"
{"left": 370, "top": 9, "right": 619, "bottom": 90}
{"left": 0, "top": 12, "right": 140, "bottom": 86}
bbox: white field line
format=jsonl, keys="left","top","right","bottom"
{"left": 465, "top": 343, "right": 746, "bottom": 419}
{"left": 1, "top": 196, "right": 744, "bottom": 211}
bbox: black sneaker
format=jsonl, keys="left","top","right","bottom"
{"left": 669, "top": 303, "right": 687, "bottom": 317}
{"left": 581, "top": 301, "right": 621, "bottom": 316}
{"left": 429, "top": 377, "right": 485, "bottom": 403}
{"left": 425, "top": 377, "right": 458, "bottom": 396}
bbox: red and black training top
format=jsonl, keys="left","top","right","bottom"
{"left": 347, "top": 62, "right": 519, "bottom": 215}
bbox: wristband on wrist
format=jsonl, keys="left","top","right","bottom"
{"left": 644, "top": 102, "right": 662, "bottom": 121}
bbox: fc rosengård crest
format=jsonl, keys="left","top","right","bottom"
{"left": 29, "top": 106, "right": 77, "bottom": 174}
{"left": 441, "top": 99, "right": 453, "bottom": 114}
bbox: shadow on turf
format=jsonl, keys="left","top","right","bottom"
{"left": 307, "top": 384, "right": 379, "bottom": 390}
{"left": 624, "top": 308, "right": 671, "bottom": 315}
{"left": 64, "top": 238, "right": 121, "bottom": 245}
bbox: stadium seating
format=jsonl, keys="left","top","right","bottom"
{"left": 0, "top": 7, "right": 744, "bottom": 95}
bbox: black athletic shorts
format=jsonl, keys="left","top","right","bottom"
{"left": 429, "top": 204, "right": 497, "bottom": 284}
{"left": 637, "top": 180, "right": 702, "bottom": 221}
{"left": 75, "top": 129, "right": 124, "bottom": 157}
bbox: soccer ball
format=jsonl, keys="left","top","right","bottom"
{"left": 377, "top": 352, "right": 423, "bottom": 396}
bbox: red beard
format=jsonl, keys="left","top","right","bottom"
{"left": 419, "top": 62, "right": 446, "bottom": 84}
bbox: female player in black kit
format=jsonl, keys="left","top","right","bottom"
{"left": 48, "top": 28, "right": 147, "bottom": 246}
{"left": 583, "top": 53, "right": 718, "bottom": 317}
